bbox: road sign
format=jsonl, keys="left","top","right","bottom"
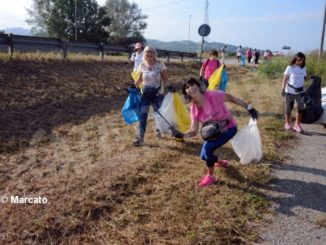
{"left": 282, "top": 46, "right": 291, "bottom": 50}
{"left": 198, "top": 24, "right": 211, "bottom": 37}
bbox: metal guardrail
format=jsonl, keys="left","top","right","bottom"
{"left": 0, "top": 33, "right": 197, "bottom": 61}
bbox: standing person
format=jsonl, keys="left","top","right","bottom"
{"left": 221, "top": 45, "right": 227, "bottom": 64}
{"left": 133, "top": 46, "right": 175, "bottom": 146}
{"left": 199, "top": 49, "right": 221, "bottom": 89}
{"left": 263, "top": 50, "right": 268, "bottom": 63}
{"left": 172, "top": 78, "right": 258, "bottom": 187}
{"left": 267, "top": 50, "right": 273, "bottom": 61}
{"left": 130, "top": 42, "right": 144, "bottom": 71}
{"left": 236, "top": 45, "right": 243, "bottom": 64}
{"left": 281, "top": 52, "right": 307, "bottom": 133}
{"left": 254, "top": 49, "right": 260, "bottom": 64}
{"left": 246, "top": 48, "right": 253, "bottom": 63}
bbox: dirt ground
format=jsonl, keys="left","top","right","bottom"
{"left": 0, "top": 58, "right": 274, "bottom": 244}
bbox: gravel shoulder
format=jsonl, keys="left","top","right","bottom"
{"left": 259, "top": 123, "right": 326, "bottom": 245}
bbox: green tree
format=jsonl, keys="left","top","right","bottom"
{"left": 26, "top": 0, "right": 110, "bottom": 42}
{"left": 26, "top": 0, "right": 52, "bottom": 36}
{"left": 104, "top": 0, "right": 147, "bottom": 44}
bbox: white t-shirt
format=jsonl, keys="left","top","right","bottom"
{"left": 140, "top": 60, "right": 167, "bottom": 88}
{"left": 130, "top": 51, "right": 143, "bottom": 70}
{"left": 284, "top": 65, "right": 307, "bottom": 94}
{"left": 236, "top": 48, "right": 242, "bottom": 56}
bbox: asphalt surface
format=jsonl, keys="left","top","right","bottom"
{"left": 259, "top": 123, "right": 326, "bottom": 245}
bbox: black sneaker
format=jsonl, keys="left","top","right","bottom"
{"left": 133, "top": 137, "right": 144, "bottom": 147}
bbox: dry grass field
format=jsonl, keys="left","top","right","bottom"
{"left": 0, "top": 55, "right": 292, "bottom": 244}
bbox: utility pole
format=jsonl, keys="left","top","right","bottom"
{"left": 319, "top": 0, "right": 326, "bottom": 62}
{"left": 188, "top": 15, "right": 192, "bottom": 52}
{"left": 75, "top": 0, "right": 78, "bottom": 41}
{"left": 204, "top": 0, "right": 209, "bottom": 42}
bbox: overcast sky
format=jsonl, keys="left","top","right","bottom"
{"left": 0, "top": 0, "right": 325, "bottom": 52}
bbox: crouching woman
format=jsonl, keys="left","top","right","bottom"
{"left": 174, "top": 78, "right": 258, "bottom": 187}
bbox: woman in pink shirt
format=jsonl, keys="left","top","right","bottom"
{"left": 199, "top": 49, "right": 221, "bottom": 89}
{"left": 173, "top": 78, "right": 258, "bottom": 187}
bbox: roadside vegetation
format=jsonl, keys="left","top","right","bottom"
{"left": 0, "top": 54, "right": 296, "bottom": 244}
{"left": 258, "top": 51, "right": 326, "bottom": 86}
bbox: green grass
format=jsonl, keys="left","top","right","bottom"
{"left": 258, "top": 51, "right": 326, "bottom": 86}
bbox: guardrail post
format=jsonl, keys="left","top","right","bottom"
{"left": 100, "top": 42, "right": 104, "bottom": 59}
{"left": 61, "top": 39, "right": 68, "bottom": 59}
{"left": 128, "top": 47, "right": 133, "bottom": 59}
{"left": 167, "top": 51, "right": 170, "bottom": 62}
{"left": 9, "top": 34, "right": 14, "bottom": 57}
{"left": 181, "top": 53, "right": 184, "bottom": 61}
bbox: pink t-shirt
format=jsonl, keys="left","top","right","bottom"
{"left": 202, "top": 59, "right": 221, "bottom": 80}
{"left": 190, "top": 91, "right": 237, "bottom": 129}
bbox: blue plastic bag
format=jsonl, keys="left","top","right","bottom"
{"left": 219, "top": 69, "right": 229, "bottom": 91}
{"left": 241, "top": 55, "right": 246, "bottom": 66}
{"left": 121, "top": 88, "right": 141, "bottom": 124}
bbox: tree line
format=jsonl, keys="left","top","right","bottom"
{"left": 26, "top": 0, "right": 147, "bottom": 45}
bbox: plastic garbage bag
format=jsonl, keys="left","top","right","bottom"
{"left": 131, "top": 69, "right": 144, "bottom": 91}
{"left": 240, "top": 55, "right": 246, "bottom": 66}
{"left": 173, "top": 93, "right": 191, "bottom": 132}
{"left": 207, "top": 65, "right": 223, "bottom": 91}
{"left": 231, "top": 119, "right": 263, "bottom": 164}
{"left": 219, "top": 69, "right": 229, "bottom": 92}
{"left": 121, "top": 88, "right": 141, "bottom": 125}
{"left": 154, "top": 92, "right": 191, "bottom": 134}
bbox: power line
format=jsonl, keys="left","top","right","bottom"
{"left": 142, "top": 0, "right": 188, "bottom": 11}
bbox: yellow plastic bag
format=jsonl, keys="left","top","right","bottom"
{"left": 207, "top": 65, "right": 224, "bottom": 91}
{"left": 173, "top": 93, "right": 191, "bottom": 133}
{"left": 131, "top": 69, "right": 143, "bottom": 90}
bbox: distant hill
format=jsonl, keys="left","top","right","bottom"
{"left": 146, "top": 39, "right": 238, "bottom": 54}
{"left": 4, "top": 27, "right": 31, "bottom": 36}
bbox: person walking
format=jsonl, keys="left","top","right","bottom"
{"left": 221, "top": 45, "right": 227, "bottom": 64}
{"left": 254, "top": 49, "right": 260, "bottom": 64}
{"left": 281, "top": 52, "right": 307, "bottom": 133}
{"left": 246, "top": 48, "right": 253, "bottom": 63}
{"left": 133, "top": 46, "right": 175, "bottom": 146}
{"left": 130, "top": 42, "right": 144, "bottom": 71}
{"left": 199, "top": 49, "right": 221, "bottom": 89}
{"left": 236, "top": 45, "right": 243, "bottom": 64}
{"left": 171, "top": 78, "right": 258, "bottom": 187}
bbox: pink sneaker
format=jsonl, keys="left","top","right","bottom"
{"left": 214, "top": 160, "right": 229, "bottom": 168}
{"left": 199, "top": 175, "right": 216, "bottom": 187}
{"left": 284, "top": 123, "right": 292, "bottom": 130}
{"left": 292, "top": 124, "right": 303, "bottom": 133}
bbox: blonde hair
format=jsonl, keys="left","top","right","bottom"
{"left": 143, "top": 46, "right": 158, "bottom": 60}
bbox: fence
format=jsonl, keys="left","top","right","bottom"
{"left": 0, "top": 33, "right": 197, "bottom": 61}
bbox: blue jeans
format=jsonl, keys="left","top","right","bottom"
{"left": 200, "top": 126, "right": 237, "bottom": 167}
{"left": 138, "top": 86, "right": 163, "bottom": 138}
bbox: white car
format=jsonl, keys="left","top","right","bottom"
{"left": 317, "top": 87, "right": 326, "bottom": 127}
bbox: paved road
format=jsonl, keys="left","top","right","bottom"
{"left": 259, "top": 123, "right": 326, "bottom": 245}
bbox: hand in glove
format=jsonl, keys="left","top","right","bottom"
{"left": 167, "top": 85, "right": 176, "bottom": 93}
{"left": 170, "top": 127, "right": 184, "bottom": 138}
{"left": 247, "top": 104, "right": 259, "bottom": 120}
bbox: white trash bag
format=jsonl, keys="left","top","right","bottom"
{"left": 231, "top": 118, "right": 263, "bottom": 164}
{"left": 154, "top": 92, "right": 177, "bottom": 134}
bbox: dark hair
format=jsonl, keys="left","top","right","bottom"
{"left": 182, "top": 77, "right": 204, "bottom": 103}
{"left": 290, "top": 52, "right": 306, "bottom": 68}
{"left": 210, "top": 49, "right": 218, "bottom": 57}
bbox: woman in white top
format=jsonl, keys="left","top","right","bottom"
{"left": 281, "top": 52, "right": 307, "bottom": 133}
{"left": 133, "top": 46, "right": 175, "bottom": 146}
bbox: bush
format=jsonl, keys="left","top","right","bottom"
{"left": 258, "top": 52, "right": 326, "bottom": 86}
{"left": 306, "top": 52, "right": 326, "bottom": 86}
{"left": 258, "top": 57, "right": 290, "bottom": 79}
